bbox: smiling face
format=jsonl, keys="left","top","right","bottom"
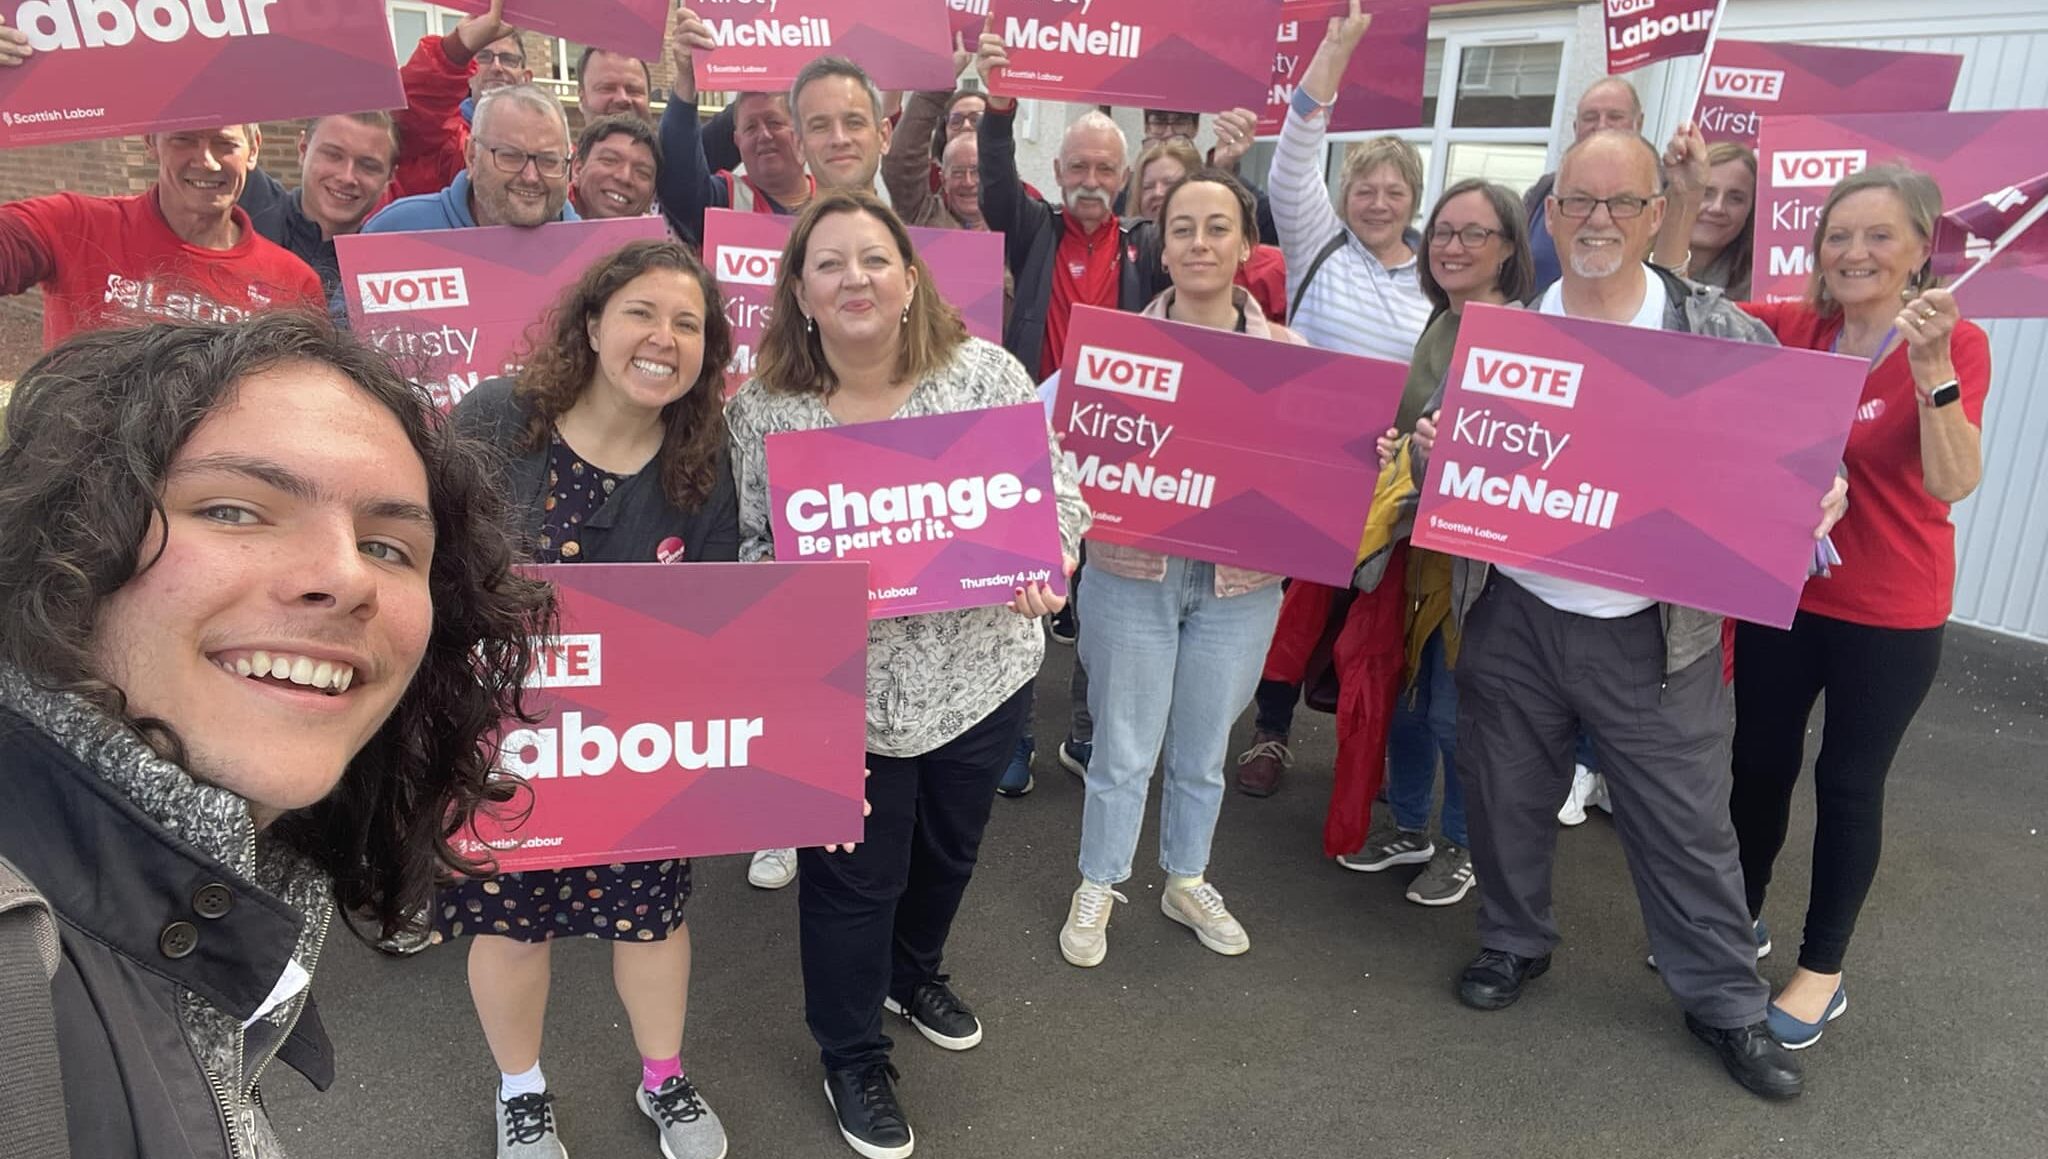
{"left": 1818, "top": 187, "right": 1929, "bottom": 313}
{"left": 1139, "top": 155, "right": 1188, "bottom": 221}
{"left": 585, "top": 268, "right": 710, "bottom": 412}
{"left": 1549, "top": 134, "right": 1664, "bottom": 282}
{"left": 572, "top": 132, "right": 657, "bottom": 219}
{"left": 1058, "top": 124, "right": 1127, "bottom": 230}
{"left": 734, "top": 93, "right": 803, "bottom": 192}
{"left": 1161, "top": 179, "right": 1251, "bottom": 298}
{"left": 793, "top": 209, "right": 919, "bottom": 356}
{"left": 940, "top": 134, "right": 982, "bottom": 228}
{"left": 794, "top": 74, "right": 889, "bottom": 192}
{"left": 467, "top": 100, "right": 570, "bottom": 228}
{"left": 1428, "top": 189, "right": 1510, "bottom": 304}
{"left": 299, "top": 118, "right": 395, "bottom": 236}
{"left": 578, "top": 50, "right": 651, "bottom": 120}
{"left": 1343, "top": 163, "right": 1416, "bottom": 256}
{"left": 86, "top": 364, "right": 436, "bottom": 818}
{"left": 149, "top": 125, "right": 257, "bottom": 223}
{"left": 1692, "top": 157, "right": 1756, "bottom": 255}
{"left": 470, "top": 34, "right": 532, "bottom": 100}
{"left": 1573, "top": 79, "right": 1642, "bottom": 141}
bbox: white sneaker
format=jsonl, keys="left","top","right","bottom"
{"left": 1558, "top": 764, "right": 1595, "bottom": 826}
{"left": 1162, "top": 878, "right": 1249, "bottom": 956}
{"left": 747, "top": 848, "right": 797, "bottom": 890}
{"left": 1588, "top": 772, "right": 1613, "bottom": 815}
{"left": 1059, "top": 880, "right": 1126, "bottom": 968}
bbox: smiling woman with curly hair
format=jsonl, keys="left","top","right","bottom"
{"left": 0, "top": 310, "right": 554, "bottom": 1159}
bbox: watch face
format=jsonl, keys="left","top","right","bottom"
{"left": 1932, "top": 382, "right": 1962, "bottom": 407}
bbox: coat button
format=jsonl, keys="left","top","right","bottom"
{"left": 193, "top": 883, "right": 235, "bottom": 919}
{"left": 160, "top": 921, "right": 199, "bottom": 959}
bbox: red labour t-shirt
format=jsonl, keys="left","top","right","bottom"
{"left": 1741, "top": 300, "right": 1992, "bottom": 630}
{"left": 2, "top": 191, "right": 322, "bottom": 348}
{"left": 1041, "top": 211, "right": 1125, "bottom": 380}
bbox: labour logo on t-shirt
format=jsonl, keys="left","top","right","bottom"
{"left": 656, "top": 536, "right": 687, "bottom": 563}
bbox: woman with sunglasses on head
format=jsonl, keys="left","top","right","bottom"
{"left": 1725, "top": 165, "right": 1990, "bottom": 1050}
{"left": 439, "top": 238, "right": 737, "bottom": 1159}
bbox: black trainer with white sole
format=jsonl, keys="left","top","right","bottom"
{"left": 824, "top": 1063, "right": 914, "bottom": 1159}
{"left": 882, "top": 977, "right": 983, "bottom": 1050}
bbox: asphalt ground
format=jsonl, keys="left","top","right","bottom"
{"left": 269, "top": 623, "right": 2047, "bottom": 1159}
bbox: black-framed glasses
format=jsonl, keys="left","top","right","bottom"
{"left": 1554, "top": 194, "right": 1655, "bottom": 220}
{"left": 474, "top": 49, "right": 527, "bottom": 69}
{"left": 945, "top": 110, "right": 984, "bottom": 131}
{"left": 1429, "top": 224, "right": 1504, "bottom": 248}
{"left": 477, "top": 141, "right": 569, "bottom": 179}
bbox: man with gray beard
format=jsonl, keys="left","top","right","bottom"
{"left": 363, "top": 85, "right": 580, "bottom": 233}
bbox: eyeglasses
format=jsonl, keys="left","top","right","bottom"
{"left": 477, "top": 141, "right": 569, "bottom": 179}
{"left": 945, "top": 111, "right": 983, "bottom": 131}
{"left": 1554, "top": 194, "right": 1654, "bottom": 220}
{"left": 474, "top": 50, "right": 527, "bottom": 69}
{"left": 1429, "top": 224, "right": 1503, "bottom": 248}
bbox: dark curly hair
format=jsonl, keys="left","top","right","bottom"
{"left": 512, "top": 238, "right": 732, "bottom": 509}
{"left": 0, "top": 313, "right": 557, "bottom": 942}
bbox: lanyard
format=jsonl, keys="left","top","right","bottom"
{"left": 1830, "top": 324, "right": 1898, "bottom": 372}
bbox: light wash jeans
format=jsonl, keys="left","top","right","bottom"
{"left": 1075, "top": 558, "right": 1283, "bottom": 885}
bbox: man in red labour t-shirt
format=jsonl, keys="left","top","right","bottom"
{"left": 0, "top": 123, "right": 323, "bottom": 348}
{"left": 392, "top": 0, "right": 535, "bottom": 199}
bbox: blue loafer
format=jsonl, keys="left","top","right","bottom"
{"left": 1767, "top": 983, "right": 1847, "bottom": 1050}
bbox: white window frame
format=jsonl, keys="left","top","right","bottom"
{"left": 385, "top": 2, "right": 465, "bottom": 50}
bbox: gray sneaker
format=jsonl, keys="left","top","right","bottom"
{"left": 496, "top": 1092, "right": 567, "bottom": 1159}
{"left": 1405, "top": 843, "right": 1476, "bottom": 906}
{"left": 1337, "top": 828, "right": 1435, "bottom": 873}
{"left": 637, "top": 1076, "right": 728, "bottom": 1159}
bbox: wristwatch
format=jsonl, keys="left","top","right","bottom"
{"left": 1923, "top": 378, "right": 1962, "bottom": 408}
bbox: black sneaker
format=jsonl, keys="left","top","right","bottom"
{"left": 823, "top": 1062, "right": 914, "bottom": 1159}
{"left": 883, "top": 976, "right": 983, "bottom": 1050}
{"left": 1456, "top": 948, "right": 1552, "bottom": 1011}
{"left": 1048, "top": 604, "right": 1077, "bottom": 644}
{"left": 1686, "top": 1014, "right": 1804, "bottom": 1101}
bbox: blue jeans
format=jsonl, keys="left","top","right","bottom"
{"left": 1075, "top": 559, "right": 1283, "bottom": 884}
{"left": 1385, "top": 627, "right": 1466, "bottom": 847}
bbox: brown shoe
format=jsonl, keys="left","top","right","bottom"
{"left": 1234, "top": 730, "right": 1292, "bottom": 797}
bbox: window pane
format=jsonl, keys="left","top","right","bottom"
{"left": 390, "top": 10, "right": 428, "bottom": 55}
{"left": 1240, "top": 141, "right": 1276, "bottom": 195}
{"left": 560, "top": 40, "right": 586, "bottom": 83}
{"left": 1444, "top": 142, "right": 1549, "bottom": 197}
{"left": 437, "top": 12, "right": 463, "bottom": 35}
{"left": 1450, "top": 42, "right": 1561, "bottom": 129}
{"left": 1420, "top": 40, "right": 1443, "bottom": 126}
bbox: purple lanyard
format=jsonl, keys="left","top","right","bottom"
{"left": 1831, "top": 325, "right": 1898, "bottom": 372}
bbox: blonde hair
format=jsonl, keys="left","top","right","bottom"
{"left": 1805, "top": 163, "right": 1943, "bottom": 317}
{"left": 1338, "top": 136, "right": 1424, "bottom": 203}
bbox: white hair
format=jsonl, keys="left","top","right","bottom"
{"left": 1061, "top": 111, "right": 1129, "bottom": 168}
{"left": 472, "top": 83, "right": 571, "bottom": 147}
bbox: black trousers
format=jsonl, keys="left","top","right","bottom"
{"left": 1457, "top": 575, "right": 1767, "bottom": 1027}
{"left": 797, "top": 683, "right": 1031, "bottom": 1070}
{"left": 1730, "top": 612, "right": 1944, "bottom": 974}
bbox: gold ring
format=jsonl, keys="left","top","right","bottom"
{"left": 1921, "top": 306, "right": 1938, "bottom": 319}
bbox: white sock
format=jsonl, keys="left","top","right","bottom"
{"left": 500, "top": 1062, "right": 547, "bottom": 1102}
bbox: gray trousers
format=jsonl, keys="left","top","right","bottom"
{"left": 1455, "top": 574, "right": 1767, "bottom": 1029}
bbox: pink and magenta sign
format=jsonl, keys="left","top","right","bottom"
{"left": 336, "top": 216, "right": 669, "bottom": 412}
{"left": 0, "top": 1, "right": 403, "bottom": 149}
{"left": 1412, "top": 304, "right": 1866, "bottom": 629}
{"left": 1690, "top": 40, "right": 1960, "bottom": 148}
{"left": 439, "top": 0, "right": 670, "bottom": 60}
{"left": 989, "top": 0, "right": 1284, "bottom": 113}
{"left": 1054, "top": 305, "right": 1404, "bottom": 586}
{"left": 691, "top": 0, "right": 956, "bottom": 92}
{"left": 1604, "top": 0, "right": 1720, "bottom": 75}
{"left": 704, "top": 207, "right": 1005, "bottom": 396}
{"left": 466, "top": 561, "right": 870, "bottom": 873}
{"left": 1257, "top": 6, "right": 1426, "bottom": 137}
{"left": 1753, "top": 110, "right": 2048, "bottom": 319}
{"left": 766, "top": 404, "right": 1068, "bottom": 619}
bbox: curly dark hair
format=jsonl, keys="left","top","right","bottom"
{"left": 0, "top": 313, "right": 556, "bottom": 942}
{"left": 512, "top": 238, "right": 732, "bottom": 510}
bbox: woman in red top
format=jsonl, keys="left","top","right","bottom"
{"left": 1731, "top": 165, "right": 1989, "bottom": 1050}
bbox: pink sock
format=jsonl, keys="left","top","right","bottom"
{"left": 641, "top": 1055, "right": 682, "bottom": 1091}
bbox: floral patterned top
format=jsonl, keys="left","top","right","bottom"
{"left": 725, "top": 336, "right": 1091, "bottom": 757}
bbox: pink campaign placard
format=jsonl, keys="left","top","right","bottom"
{"left": 1054, "top": 304, "right": 1404, "bottom": 587}
{"left": 1604, "top": 0, "right": 1719, "bottom": 75}
{"left": 691, "top": 0, "right": 956, "bottom": 93}
{"left": 464, "top": 561, "right": 871, "bottom": 873}
{"left": 0, "top": 1, "right": 403, "bottom": 149}
{"left": 1412, "top": 304, "right": 1866, "bottom": 629}
{"left": 1753, "top": 110, "right": 2048, "bottom": 319}
{"left": 439, "top": 0, "right": 670, "bottom": 60}
{"left": 336, "top": 216, "right": 668, "bottom": 411}
{"left": 1258, "top": 6, "right": 1426, "bottom": 137}
{"left": 989, "top": 0, "right": 1285, "bottom": 113}
{"left": 1690, "top": 41, "right": 1960, "bottom": 148}
{"left": 766, "top": 404, "right": 1067, "bottom": 619}
{"left": 703, "top": 207, "right": 1005, "bottom": 395}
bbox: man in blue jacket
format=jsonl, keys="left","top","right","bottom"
{"left": 363, "top": 85, "right": 579, "bottom": 234}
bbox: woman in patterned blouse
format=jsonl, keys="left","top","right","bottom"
{"left": 725, "top": 188, "right": 1088, "bottom": 1159}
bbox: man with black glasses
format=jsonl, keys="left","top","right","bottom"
{"left": 392, "top": 0, "right": 535, "bottom": 199}
{"left": 364, "top": 85, "right": 580, "bottom": 233}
